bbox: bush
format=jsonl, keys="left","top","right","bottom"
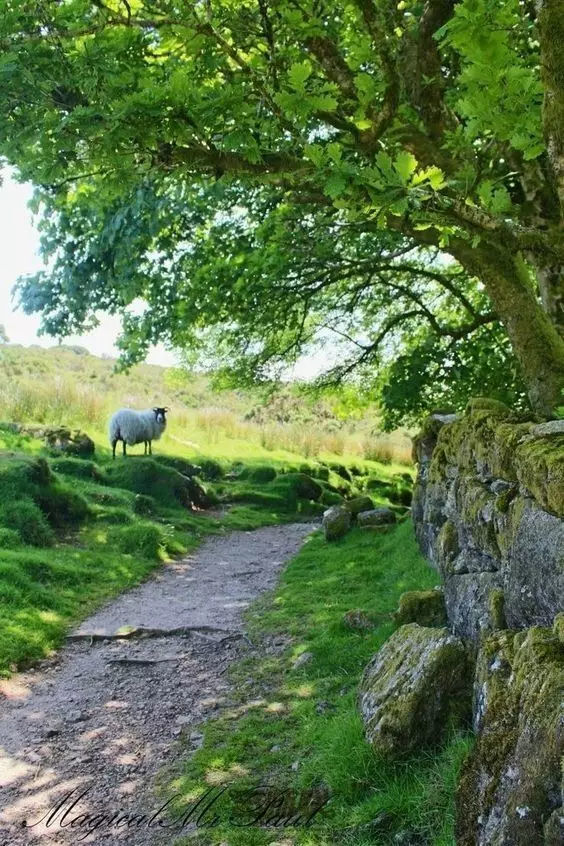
{"left": 0, "top": 500, "right": 55, "bottom": 547}
{"left": 248, "top": 465, "right": 277, "bottom": 483}
{"left": 114, "top": 522, "right": 164, "bottom": 559}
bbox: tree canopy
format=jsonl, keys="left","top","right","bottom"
{"left": 1, "top": 0, "right": 563, "bottom": 419}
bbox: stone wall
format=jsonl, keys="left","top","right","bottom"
{"left": 410, "top": 398, "right": 564, "bottom": 844}
{"left": 412, "top": 398, "right": 564, "bottom": 641}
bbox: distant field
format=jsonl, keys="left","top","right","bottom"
{"left": 0, "top": 344, "right": 413, "bottom": 466}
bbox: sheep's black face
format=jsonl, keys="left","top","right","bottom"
{"left": 153, "top": 407, "right": 169, "bottom": 424}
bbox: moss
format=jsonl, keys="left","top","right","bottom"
{"left": 494, "top": 486, "right": 517, "bottom": 514}
{"left": 437, "top": 520, "right": 459, "bottom": 574}
{"left": 514, "top": 433, "right": 564, "bottom": 517}
{"left": 488, "top": 589, "right": 506, "bottom": 630}
{"left": 106, "top": 458, "right": 192, "bottom": 508}
{"left": 553, "top": 612, "right": 564, "bottom": 644}
{"left": 464, "top": 397, "right": 512, "bottom": 416}
{"left": 393, "top": 590, "right": 447, "bottom": 627}
{"left": 320, "top": 488, "right": 344, "bottom": 507}
{"left": 456, "top": 627, "right": 564, "bottom": 844}
{"left": 359, "top": 623, "right": 471, "bottom": 758}
{"left": 247, "top": 465, "right": 277, "bottom": 483}
{"left": 344, "top": 495, "right": 374, "bottom": 516}
{"left": 50, "top": 457, "right": 107, "bottom": 483}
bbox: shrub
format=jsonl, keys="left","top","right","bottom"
{"left": 114, "top": 522, "right": 164, "bottom": 559}
{"left": 248, "top": 465, "right": 277, "bottom": 483}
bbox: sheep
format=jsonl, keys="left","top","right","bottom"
{"left": 109, "top": 407, "right": 169, "bottom": 459}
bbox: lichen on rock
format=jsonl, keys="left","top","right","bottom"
{"left": 393, "top": 589, "right": 447, "bottom": 627}
{"left": 358, "top": 623, "right": 471, "bottom": 758}
{"left": 456, "top": 627, "right": 564, "bottom": 846}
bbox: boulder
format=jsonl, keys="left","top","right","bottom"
{"left": 358, "top": 623, "right": 470, "bottom": 758}
{"left": 393, "top": 589, "right": 447, "bottom": 627}
{"left": 344, "top": 495, "right": 374, "bottom": 517}
{"left": 357, "top": 507, "right": 397, "bottom": 528}
{"left": 456, "top": 627, "right": 564, "bottom": 846}
{"left": 322, "top": 505, "right": 351, "bottom": 541}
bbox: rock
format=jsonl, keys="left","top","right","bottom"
{"left": 358, "top": 623, "right": 470, "bottom": 758}
{"left": 530, "top": 419, "right": 564, "bottom": 438}
{"left": 343, "top": 609, "right": 375, "bottom": 630}
{"left": 456, "top": 627, "right": 564, "bottom": 846}
{"left": 322, "top": 505, "right": 351, "bottom": 540}
{"left": 292, "top": 651, "right": 313, "bottom": 670}
{"left": 393, "top": 590, "right": 447, "bottom": 627}
{"left": 18, "top": 425, "right": 96, "bottom": 456}
{"left": 344, "top": 495, "right": 374, "bottom": 516}
{"left": 357, "top": 508, "right": 397, "bottom": 528}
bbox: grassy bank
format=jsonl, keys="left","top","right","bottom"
{"left": 0, "top": 417, "right": 412, "bottom": 676}
{"left": 164, "top": 522, "right": 472, "bottom": 846}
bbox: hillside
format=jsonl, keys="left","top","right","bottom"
{"left": 0, "top": 343, "right": 412, "bottom": 464}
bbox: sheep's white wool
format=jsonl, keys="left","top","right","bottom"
{"left": 109, "top": 409, "right": 166, "bottom": 447}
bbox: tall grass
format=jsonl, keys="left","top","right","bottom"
{"left": 0, "top": 346, "right": 413, "bottom": 465}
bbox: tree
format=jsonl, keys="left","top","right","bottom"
{"left": 0, "top": 325, "right": 8, "bottom": 344}
{"left": 1, "top": 0, "right": 563, "bottom": 415}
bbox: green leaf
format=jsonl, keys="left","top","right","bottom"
{"left": 394, "top": 151, "right": 418, "bottom": 185}
{"left": 288, "top": 61, "right": 312, "bottom": 90}
{"left": 324, "top": 172, "right": 347, "bottom": 199}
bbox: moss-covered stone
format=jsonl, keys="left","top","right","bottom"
{"left": 393, "top": 590, "right": 447, "bottom": 627}
{"left": 358, "top": 623, "right": 471, "bottom": 758}
{"left": 456, "top": 627, "right": 564, "bottom": 845}
{"left": 357, "top": 507, "right": 396, "bottom": 528}
{"left": 514, "top": 433, "right": 564, "bottom": 517}
{"left": 322, "top": 505, "right": 351, "bottom": 541}
{"left": 344, "top": 495, "right": 374, "bottom": 516}
{"left": 553, "top": 612, "right": 564, "bottom": 644}
{"left": 488, "top": 589, "right": 507, "bottom": 631}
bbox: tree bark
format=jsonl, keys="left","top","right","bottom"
{"left": 451, "top": 243, "right": 564, "bottom": 417}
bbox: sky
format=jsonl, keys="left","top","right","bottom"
{"left": 0, "top": 168, "right": 178, "bottom": 367}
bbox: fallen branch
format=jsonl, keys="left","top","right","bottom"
{"left": 67, "top": 624, "right": 236, "bottom": 643}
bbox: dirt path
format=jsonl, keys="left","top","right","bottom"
{"left": 0, "top": 523, "right": 314, "bottom": 844}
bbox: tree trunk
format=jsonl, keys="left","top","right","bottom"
{"left": 452, "top": 243, "right": 564, "bottom": 417}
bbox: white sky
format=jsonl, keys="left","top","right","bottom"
{"left": 0, "top": 168, "right": 329, "bottom": 378}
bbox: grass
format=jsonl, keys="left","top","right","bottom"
{"left": 163, "top": 522, "right": 472, "bottom": 846}
{"left": 0, "top": 343, "right": 413, "bottom": 465}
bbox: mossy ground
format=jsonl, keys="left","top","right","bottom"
{"left": 164, "top": 522, "right": 473, "bottom": 846}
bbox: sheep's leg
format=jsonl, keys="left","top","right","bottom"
{"left": 123, "top": 440, "right": 127, "bottom": 457}
{"left": 148, "top": 441, "right": 152, "bottom": 455}
{"left": 144, "top": 441, "right": 148, "bottom": 455}
{"left": 111, "top": 439, "right": 118, "bottom": 460}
